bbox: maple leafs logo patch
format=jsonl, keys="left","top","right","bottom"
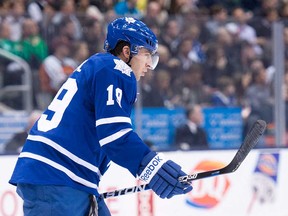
{"left": 125, "top": 17, "right": 136, "bottom": 24}
{"left": 114, "top": 59, "right": 132, "bottom": 77}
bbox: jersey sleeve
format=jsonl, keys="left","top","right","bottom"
{"left": 92, "top": 57, "right": 151, "bottom": 176}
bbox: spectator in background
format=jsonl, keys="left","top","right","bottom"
{"left": 239, "top": 40, "right": 259, "bottom": 72}
{"left": 82, "top": 18, "right": 106, "bottom": 55}
{"left": 234, "top": 70, "right": 252, "bottom": 108}
{"left": 203, "top": 43, "right": 233, "bottom": 88}
{"left": 210, "top": 27, "right": 241, "bottom": 80}
{"left": 1, "top": 17, "right": 48, "bottom": 66}
{"left": 39, "top": 0, "right": 59, "bottom": 47}
{"left": 0, "top": 21, "right": 23, "bottom": 57}
{"left": 249, "top": 58, "right": 274, "bottom": 85}
{"left": 0, "top": 0, "right": 280, "bottom": 149}
{"left": 140, "top": 70, "right": 164, "bottom": 107}
{"left": 280, "top": 1, "right": 288, "bottom": 25}
{"left": 154, "top": 69, "right": 177, "bottom": 108}
{"left": 205, "top": 4, "right": 228, "bottom": 37}
{"left": 174, "top": 64, "right": 211, "bottom": 108}
{"left": 21, "top": 18, "right": 48, "bottom": 69}
{"left": 0, "top": 0, "right": 10, "bottom": 22}
{"left": 184, "top": 23, "right": 206, "bottom": 63}
{"left": 26, "top": 0, "right": 46, "bottom": 24}
{"left": 4, "top": 110, "right": 42, "bottom": 153}
{"left": 141, "top": 1, "right": 168, "bottom": 27}
{"left": 215, "top": 26, "right": 239, "bottom": 55}
{"left": 114, "top": 0, "right": 142, "bottom": 19}
{"left": 21, "top": 18, "right": 49, "bottom": 108}
{"left": 155, "top": 44, "right": 180, "bottom": 73}
{"left": 146, "top": 22, "right": 161, "bottom": 43}
{"left": 0, "top": 21, "right": 25, "bottom": 91}
{"left": 49, "top": 16, "right": 79, "bottom": 54}
{"left": 210, "top": 76, "right": 237, "bottom": 107}
{"left": 65, "top": 40, "right": 89, "bottom": 69}
{"left": 168, "top": 0, "right": 197, "bottom": 15}
{"left": 249, "top": 7, "right": 279, "bottom": 47}
{"left": 244, "top": 61, "right": 274, "bottom": 134}
{"left": 53, "top": 0, "right": 82, "bottom": 40}
{"left": 3, "top": 1, "right": 26, "bottom": 41}
{"left": 158, "top": 17, "right": 183, "bottom": 57}
{"left": 249, "top": 7, "right": 278, "bottom": 68}
{"left": 156, "top": 44, "right": 181, "bottom": 85}
{"left": 103, "top": 3, "right": 118, "bottom": 23}
{"left": 141, "top": 67, "right": 176, "bottom": 109}
{"left": 225, "top": 7, "right": 262, "bottom": 55}
{"left": 174, "top": 104, "right": 209, "bottom": 150}
{"left": 91, "top": 0, "right": 116, "bottom": 13}
{"left": 38, "top": 41, "right": 73, "bottom": 109}
{"left": 253, "top": 0, "right": 279, "bottom": 17}
{"left": 76, "top": 0, "right": 105, "bottom": 24}
{"left": 176, "top": 37, "right": 194, "bottom": 71}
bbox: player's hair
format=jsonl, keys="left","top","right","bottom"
{"left": 109, "top": 40, "right": 130, "bottom": 56}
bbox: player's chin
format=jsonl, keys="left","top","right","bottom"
{"left": 139, "top": 72, "right": 145, "bottom": 78}
{"left": 142, "top": 70, "right": 148, "bottom": 76}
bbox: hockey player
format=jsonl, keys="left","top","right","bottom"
{"left": 9, "top": 17, "right": 192, "bottom": 216}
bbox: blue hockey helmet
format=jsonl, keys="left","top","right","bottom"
{"left": 104, "top": 17, "right": 158, "bottom": 55}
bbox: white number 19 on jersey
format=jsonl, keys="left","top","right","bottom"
{"left": 38, "top": 78, "right": 78, "bottom": 132}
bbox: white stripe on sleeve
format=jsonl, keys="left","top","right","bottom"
{"left": 96, "top": 116, "right": 131, "bottom": 127}
{"left": 99, "top": 128, "right": 132, "bottom": 146}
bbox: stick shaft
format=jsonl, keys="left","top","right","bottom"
{"left": 101, "top": 120, "right": 266, "bottom": 199}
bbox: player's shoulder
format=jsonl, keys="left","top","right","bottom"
{"left": 89, "top": 53, "right": 136, "bottom": 82}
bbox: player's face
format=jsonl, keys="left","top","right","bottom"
{"left": 130, "top": 48, "right": 157, "bottom": 81}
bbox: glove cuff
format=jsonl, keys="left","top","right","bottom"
{"left": 138, "top": 153, "right": 166, "bottom": 183}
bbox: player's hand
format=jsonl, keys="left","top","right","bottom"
{"left": 137, "top": 151, "right": 192, "bottom": 199}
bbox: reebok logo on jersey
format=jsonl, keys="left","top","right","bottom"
{"left": 114, "top": 59, "right": 132, "bottom": 77}
{"left": 139, "top": 153, "right": 166, "bottom": 183}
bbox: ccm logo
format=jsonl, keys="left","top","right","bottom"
{"left": 179, "top": 174, "right": 198, "bottom": 183}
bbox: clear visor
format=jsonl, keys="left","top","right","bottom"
{"left": 133, "top": 46, "right": 159, "bottom": 70}
{"left": 149, "top": 53, "right": 159, "bottom": 70}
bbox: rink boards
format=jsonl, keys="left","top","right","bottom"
{"left": 1, "top": 148, "right": 287, "bottom": 216}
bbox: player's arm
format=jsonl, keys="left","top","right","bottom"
{"left": 94, "top": 66, "right": 192, "bottom": 198}
{"left": 93, "top": 67, "right": 150, "bottom": 175}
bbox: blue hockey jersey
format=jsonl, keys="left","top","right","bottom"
{"left": 9, "top": 53, "right": 151, "bottom": 196}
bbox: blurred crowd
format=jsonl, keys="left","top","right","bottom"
{"left": 1, "top": 0, "right": 288, "bottom": 138}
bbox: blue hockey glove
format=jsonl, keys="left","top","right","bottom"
{"left": 138, "top": 151, "right": 192, "bottom": 199}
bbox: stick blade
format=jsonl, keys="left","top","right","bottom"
{"left": 227, "top": 119, "right": 267, "bottom": 172}
{"left": 239, "top": 119, "right": 266, "bottom": 156}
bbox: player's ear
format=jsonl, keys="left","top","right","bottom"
{"left": 122, "top": 46, "right": 130, "bottom": 60}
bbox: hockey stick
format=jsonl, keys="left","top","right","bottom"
{"left": 100, "top": 119, "right": 266, "bottom": 199}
